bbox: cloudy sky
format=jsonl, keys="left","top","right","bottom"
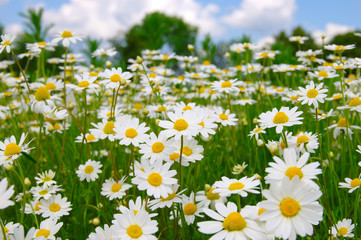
{"left": 0, "top": 0, "right": 359, "bottom": 45}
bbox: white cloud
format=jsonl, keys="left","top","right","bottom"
{"left": 42, "top": 0, "right": 224, "bottom": 40}
{"left": 312, "top": 23, "right": 355, "bottom": 45}
{"left": 221, "top": 0, "right": 296, "bottom": 36}
{"left": 257, "top": 36, "right": 275, "bottom": 49}
{"left": 4, "top": 23, "right": 23, "bottom": 36}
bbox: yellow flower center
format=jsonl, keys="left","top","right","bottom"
{"left": 273, "top": 112, "right": 289, "bottom": 124}
{"left": 337, "top": 118, "right": 348, "bottom": 128}
{"left": 1, "top": 40, "right": 10, "bottom": 46}
{"left": 254, "top": 127, "right": 263, "bottom": 133}
{"left": 89, "top": 72, "right": 98, "bottom": 76}
{"left": 125, "top": 128, "right": 138, "bottom": 138}
{"left": 221, "top": 81, "right": 232, "bottom": 88}
{"left": 134, "top": 103, "right": 143, "bottom": 110}
{"left": 219, "top": 113, "right": 228, "bottom": 121}
{"left": 61, "top": 31, "right": 73, "bottom": 38}
{"left": 149, "top": 73, "right": 157, "bottom": 78}
{"left": 260, "top": 52, "right": 268, "bottom": 58}
{"left": 35, "top": 86, "right": 51, "bottom": 101}
{"left": 223, "top": 212, "right": 247, "bottom": 231}
{"left": 157, "top": 106, "right": 167, "bottom": 112}
{"left": 148, "top": 173, "right": 162, "bottom": 186}
{"left": 37, "top": 42, "right": 46, "bottom": 46}
{"left": 184, "top": 203, "right": 197, "bottom": 215}
{"left": 49, "top": 203, "right": 61, "bottom": 212}
{"left": 285, "top": 167, "right": 303, "bottom": 180}
{"left": 228, "top": 182, "right": 244, "bottom": 191}
{"left": 54, "top": 123, "right": 61, "bottom": 131}
{"left": 103, "top": 121, "right": 116, "bottom": 134}
{"left": 335, "top": 95, "right": 343, "bottom": 100}
{"left": 111, "top": 183, "right": 122, "bottom": 192}
{"left": 279, "top": 198, "right": 301, "bottom": 217}
{"left": 307, "top": 89, "right": 318, "bottom": 98}
{"left": 335, "top": 46, "right": 344, "bottom": 51}
{"left": 127, "top": 224, "right": 142, "bottom": 238}
{"left": 161, "top": 192, "right": 176, "bottom": 201}
{"left": 169, "top": 152, "right": 180, "bottom": 161}
{"left": 183, "top": 106, "right": 192, "bottom": 111}
{"left": 206, "top": 188, "right": 220, "bottom": 200}
{"left": 3, "top": 92, "right": 12, "bottom": 97}
{"left": 34, "top": 202, "right": 42, "bottom": 211}
{"left": 110, "top": 74, "right": 121, "bottom": 82}
{"left": 36, "top": 229, "right": 50, "bottom": 238}
{"left": 348, "top": 97, "right": 361, "bottom": 107}
{"left": 43, "top": 177, "right": 52, "bottom": 182}
{"left": 350, "top": 178, "right": 361, "bottom": 188}
{"left": 78, "top": 81, "right": 90, "bottom": 88}
{"left": 39, "top": 190, "right": 48, "bottom": 195}
{"left": 258, "top": 208, "right": 266, "bottom": 216}
{"left": 290, "top": 96, "right": 299, "bottom": 100}
{"left": 296, "top": 135, "right": 309, "bottom": 146}
{"left": 318, "top": 71, "right": 328, "bottom": 77}
{"left": 152, "top": 142, "right": 165, "bottom": 153}
{"left": 4, "top": 143, "right": 21, "bottom": 156}
{"left": 182, "top": 146, "right": 192, "bottom": 156}
{"left": 84, "top": 165, "right": 94, "bottom": 174}
{"left": 86, "top": 134, "right": 96, "bottom": 141}
{"left": 173, "top": 119, "right": 188, "bottom": 131}
{"left": 338, "top": 227, "right": 348, "bottom": 236}
{"left": 198, "top": 121, "right": 205, "bottom": 127}
{"left": 45, "top": 83, "right": 56, "bottom": 90}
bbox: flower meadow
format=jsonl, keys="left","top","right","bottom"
{"left": 0, "top": 30, "right": 361, "bottom": 240}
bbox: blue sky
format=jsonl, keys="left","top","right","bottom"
{"left": 0, "top": 0, "right": 360, "bottom": 44}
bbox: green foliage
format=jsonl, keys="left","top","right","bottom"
{"left": 81, "top": 37, "right": 102, "bottom": 66}
{"left": 330, "top": 31, "right": 361, "bottom": 58}
{"left": 111, "top": 12, "right": 198, "bottom": 62}
{"left": 19, "top": 7, "right": 53, "bottom": 42}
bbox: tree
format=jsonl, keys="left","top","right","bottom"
{"left": 111, "top": 12, "right": 198, "bottom": 62}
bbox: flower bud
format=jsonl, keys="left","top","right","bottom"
{"left": 136, "top": 56, "right": 143, "bottom": 64}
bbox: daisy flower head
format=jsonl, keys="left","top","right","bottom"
{"left": 327, "top": 117, "right": 361, "bottom": 139}
{"left": 265, "top": 148, "right": 322, "bottom": 189}
{"left": 111, "top": 209, "right": 158, "bottom": 240}
{"left": 101, "top": 67, "right": 132, "bottom": 89}
{"left": 148, "top": 184, "right": 184, "bottom": 211}
{"left": 172, "top": 137, "right": 204, "bottom": 166}
{"left": 211, "top": 79, "right": 240, "bottom": 94}
{"left": 158, "top": 109, "right": 202, "bottom": 140}
{"left": 324, "top": 44, "right": 356, "bottom": 53}
{"left": 87, "top": 224, "right": 117, "bottom": 240}
{"left": 89, "top": 119, "right": 118, "bottom": 141}
{"left": 290, "top": 131, "right": 319, "bottom": 153}
{"left": 51, "top": 30, "right": 83, "bottom": 48}
{"left": 67, "top": 73, "right": 99, "bottom": 93}
{"left": 0, "top": 133, "right": 33, "bottom": 166}
{"left": 76, "top": 159, "right": 102, "bottom": 182}
{"left": 258, "top": 106, "right": 303, "bottom": 134}
{"left": 308, "top": 70, "right": 339, "bottom": 80}
{"left": 131, "top": 159, "right": 177, "bottom": 198}
{"left": 33, "top": 218, "right": 63, "bottom": 240}
{"left": 0, "top": 178, "right": 14, "bottom": 209}
{"left": 75, "top": 133, "right": 99, "bottom": 143}
{"left": 172, "top": 192, "right": 204, "bottom": 225}
{"left": 213, "top": 176, "right": 260, "bottom": 197}
{"left": 330, "top": 219, "right": 355, "bottom": 238}
{"left": 115, "top": 117, "right": 149, "bottom": 147}
{"left": 101, "top": 176, "right": 132, "bottom": 200}
{"left": 298, "top": 81, "right": 328, "bottom": 108}
{"left": 289, "top": 36, "right": 309, "bottom": 44}
{"left": 39, "top": 194, "right": 72, "bottom": 220}
{"left": 248, "top": 125, "right": 266, "bottom": 140}
{"left": 35, "top": 170, "right": 56, "bottom": 187}
{"left": 197, "top": 201, "right": 266, "bottom": 240}
{"left": 0, "top": 34, "right": 16, "bottom": 54}
{"left": 196, "top": 186, "right": 227, "bottom": 209}
{"left": 337, "top": 96, "right": 361, "bottom": 112}
{"left": 138, "top": 132, "right": 176, "bottom": 165}
{"left": 214, "top": 108, "right": 238, "bottom": 126}
{"left": 30, "top": 86, "right": 56, "bottom": 113}
{"left": 31, "top": 185, "right": 62, "bottom": 201}
{"left": 197, "top": 109, "right": 217, "bottom": 138}
{"left": 259, "top": 177, "right": 323, "bottom": 240}
{"left": 339, "top": 177, "right": 361, "bottom": 193}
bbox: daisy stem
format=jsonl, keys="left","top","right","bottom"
{"left": 281, "top": 130, "right": 289, "bottom": 148}
{"left": 80, "top": 90, "right": 88, "bottom": 161}
{"left": 10, "top": 49, "right": 31, "bottom": 94}
{"left": 193, "top": 161, "right": 198, "bottom": 195}
{"left": 0, "top": 219, "right": 7, "bottom": 240}
{"left": 129, "top": 144, "right": 135, "bottom": 177}
{"left": 178, "top": 136, "right": 184, "bottom": 189}
{"left": 63, "top": 47, "right": 68, "bottom": 106}
{"left": 236, "top": 194, "right": 241, "bottom": 209}
{"left": 106, "top": 140, "right": 118, "bottom": 182}
{"left": 315, "top": 108, "right": 323, "bottom": 160}
{"left": 12, "top": 163, "right": 26, "bottom": 225}
{"left": 227, "top": 93, "right": 237, "bottom": 163}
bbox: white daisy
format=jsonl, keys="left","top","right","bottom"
{"left": 34, "top": 170, "right": 57, "bottom": 187}
{"left": 172, "top": 192, "right": 204, "bottom": 225}
{"left": 196, "top": 187, "right": 227, "bottom": 209}
{"left": 67, "top": 73, "right": 99, "bottom": 93}
{"left": 258, "top": 107, "right": 303, "bottom": 134}
{"left": 115, "top": 117, "right": 149, "bottom": 147}
{"left": 33, "top": 218, "right": 63, "bottom": 240}
{"left": 327, "top": 117, "right": 361, "bottom": 139}
{"left": 0, "top": 133, "right": 33, "bottom": 166}
{"left": 90, "top": 119, "right": 118, "bottom": 141}
{"left": 248, "top": 125, "right": 266, "bottom": 140}
{"left": 51, "top": 30, "right": 83, "bottom": 48}
{"left": 148, "top": 184, "right": 184, "bottom": 211}
{"left": 87, "top": 224, "right": 117, "bottom": 240}
{"left": 339, "top": 177, "right": 361, "bottom": 193}
{"left": 211, "top": 79, "right": 241, "bottom": 94}
{"left": 0, "top": 34, "right": 16, "bottom": 54}
{"left": 100, "top": 67, "right": 132, "bottom": 89}
{"left": 0, "top": 178, "right": 14, "bottom": 210}
{"left": 131, "top": 159, "right": 177, "bottom": 198}
{"left": 39, "top": 194, "right": 72, "bottom": 220}
{"left": 214, "top": 108, "right": 238, "bottom": 126}
{"left": 330, "top": 218, "right": 355, "bottom": 238}
{"left": 213, "top": 176, "right": 260, "bottom": 197}
{"left": 76, "top": 159, "right": 103, "bottom": 182}
{"left": 101, "top": 177, "right": 132, "bottom": 200}
{"left": 172, "top": 137, "right": 204, "bottom": 165}
{"left": 298, "top": 81, "right": 328, "bottom": 108}
{"left": 197, "top": 201, "right": 266, "bottom": 240}
{"left": 289, "top": 131, "right": 319, "bottom": 153}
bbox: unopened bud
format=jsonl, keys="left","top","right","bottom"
{"left": 4, "top": 163, "right": 13, "bottom": 171}
{"left": 97, "top": 203, "right": 104, "bottom": 209}
{"left": 253, "top": 173, "right": 262, "bottom": 180}
{"left": 204, "top": 184, "right": 211, "bottom": 192}
{"left": 106, "top": 60, "right": 112, "bottom": 67}
{"left": 266, "top": 141, "right": 279, "bottom": 156}
{"left": 136, "top": 56, "right": 143, "bottom": 64}
{"left": 142, "top": 108, "right": 149, "bottom": 115}
{"left": 155, "top": 119, "right": 160, "bottom": 126}
{"left": 120, "top": 78, "right": 127, "bottom": 85}
{"left": 253, "top": 118, "right": 259, "bottom": 125}
{"left": 257, "top": 139, "right": 264, "bottom": 147}
{"left": 188, "top": 44, "right": 194, "bottom": 51}
{"left": 92, "top": 217, "right": 100, "bottom": 226}
{"left": 24, "top": 178, "right": 31, "bottom": 187}
{"left": 329, "top": 151, "right": 334, "bottom": 158}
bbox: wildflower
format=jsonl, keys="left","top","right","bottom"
{"left": 131, "top": 159, "right": 177, "bottom": 198}
{"left": 172, "top": 137, "right": 204, "bottom": 165}
{"left": 258, "top": 107, "right": 303, "bottom": 134}
{"left": 172, "top": 192, "right": 204, "bottom": 225}
{"left": 35, "top": 170, "right": 56, "bottom": 187}
{"left": 148, "top": 184, "right": 184, "bottom": 211}
{"left": 0, "top": 133, "right": 33, "bottom": 166}
{"left": 0, "top": 34, "right": 15, "bottom": 54}
{"left": 76, "top": 159, "right": 102, "bottom": 182}
{"left": 196, "top": 187, "right": 227, "bottom": 209}
{"left": 339, "top": 177, "right": 361, "bottom": 193}
{"left": 259, "top": 177, "right": 323, "bottom": 240}
{"left": 324, "top": 44, "right": 355, "bottom": 53}
{"left": 87, "top": 224, "right": 115, "bottom": 240}
{"left": 197, "top": 202, "right": 266, "bottom": 240}
{"left": 289, "top": 36, "right": 309, "bottom": 44}
{"left": 52, "top": 30, "right": 83, "bottom": 47}
{"left": 214, "top": 108, "right": 238, "bottom": 126}
{"left": 101, "top": 67, "right": 132, "bottom": 89}
{"left": 232, "top": 162, "right": 248, "bottom": 175}
{"left": 211, "top": 79, "right": 240, "bottom": 94}
{"left": 0, "top": 178, "right": 14, "bottom": 209}
{"left": 67, "top": 73, "right": 99, "bottom": 93}
{"left": 248, "top": 125, "right": 266, "bottom": 140}
{"left": 31, "top": 185, "right": 62, "bottom": 201}
{"left": 298, "top": 81, "right": 328, "bottom": 108}
{"left": 330, "top": 219, "right": 355, "bottom": 238}
{"left": 213, "top": 176, "right": 260, "bottom": 197}
{"left": 92, "top": 47, "right": 117, "bottom": 58}
{"left": 89, "top": 119, "right": 118, "bottom": 141}
{"left": 327, "top": 117, "right": 361, "bottom": 139}
{"left": 101, "top": 177, "right": 132, "bottom": 200}
{"left": 115, "top": 117, "right": 149, "bottom": 147}
{"left": 33, "top": 218, "right": 63, "bottom": 240}
{"left": 39, "top": 194, "right": 72, "bottom": 220}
